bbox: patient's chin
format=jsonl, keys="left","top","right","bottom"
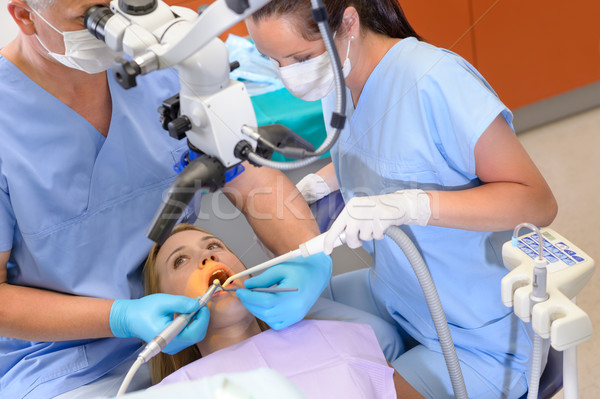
{"left": 208, "top": 295, "right": 252, "bottom": 326}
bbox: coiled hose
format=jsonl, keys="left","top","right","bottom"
{"left": 527, "top": 334, "right": 547, "bottom": 398}
{"left": 385, "top": 226, "right": 469, "bottom": 399}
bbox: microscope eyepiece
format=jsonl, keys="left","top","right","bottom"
{"left": 119, "top": 0, "right": 158, "bottom": 15}
{"left": 84, "top": 5, "right": 114, "bottom": 42}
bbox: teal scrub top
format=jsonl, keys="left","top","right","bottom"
{"left": 322, "top": 37, "right": 533, "bottom": 392}
{"left": 0, "top": 57, "right": 189, "bottom": 398}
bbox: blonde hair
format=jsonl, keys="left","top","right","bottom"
{"left": 143, "top": 223, "right": 268, "bottom": 384}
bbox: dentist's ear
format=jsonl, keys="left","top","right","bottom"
{"left": 7, "top": 0, "right": 36, "bottom": 35}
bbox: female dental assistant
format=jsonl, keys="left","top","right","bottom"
{"left": 238, "top": 1, "right": 558, "bottom": 398}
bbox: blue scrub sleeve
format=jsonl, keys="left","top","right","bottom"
{"left": 0, "top": 182, "right": 15, "bottom": 251}
{"left": 419, "top": 52, "right": 513, "bottom": 177}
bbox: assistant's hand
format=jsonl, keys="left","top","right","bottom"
{"left": 323, "top": 189, "right": 431, "bottom": 254}
{"left": 236, "top": 253, "right": 332, "bottom": 330}
{"left": 296, "top": 173, "right": 332, "bottom": 205}
{"left": 109, "top": 294, "right": 210, "bottom": 355}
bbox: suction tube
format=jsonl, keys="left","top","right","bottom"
{"left": 384, "top": 226, "right": 469, "bottom": 399}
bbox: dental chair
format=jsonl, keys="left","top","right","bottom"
{"left": 309, "top": 190, "right": 565, "bottom": 399}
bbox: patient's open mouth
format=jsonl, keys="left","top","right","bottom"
{"left": 210, "top": 269, "right": 230, "bottom": 286}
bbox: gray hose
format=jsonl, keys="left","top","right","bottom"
{"left": 384, "top": 226, "right": 468, "bottom": 399}
{"left": 527, "top": 334, "right": 546, "bottom": 399}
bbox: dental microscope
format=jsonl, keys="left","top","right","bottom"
{"left": 84, "top": 0, "right": 347, "bottom": 245}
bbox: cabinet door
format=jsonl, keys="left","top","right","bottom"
{"left": 401, "top": 0, "right": 475, "bottom": 64}
{"left": 472, "top": 0, "right": 600, "bottom": 109}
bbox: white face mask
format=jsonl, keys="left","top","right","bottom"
{"left": 272, "top": 36, "right": 353, "bottom": 101}
{"left": 32, "top": 8, "right": 120, "bottom": 74}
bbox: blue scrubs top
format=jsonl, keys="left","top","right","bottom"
{"left": 322, "top": 38, "right": 533, "bottom": 392}
{"left": 0, "top": 56, "right": 190, "bottom": 398}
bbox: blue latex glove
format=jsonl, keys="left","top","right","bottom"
{"left": 236, "top": 253, "right": 332, "bottom": 330}
{"left": 110, "top": 293, "right": 210, "bottom": 355}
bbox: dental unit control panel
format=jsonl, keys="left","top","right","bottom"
{"left": 501, "top": 227, "right": 595, "bottom": 351}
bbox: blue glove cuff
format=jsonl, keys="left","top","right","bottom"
{"left": 109, "top": 299, "right": 129, "bottom": 338}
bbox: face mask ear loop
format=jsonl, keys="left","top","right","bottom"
{"left": 30, "top": 8, "right": 63, "bottom": 35}
{"left": 30, "top": 9, "right": 63, "bottom": 57}
{"left": 346, "top": 36, "right": 354, "bottom": 60}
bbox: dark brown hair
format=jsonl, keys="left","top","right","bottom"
{"left": 252, "top": 0, "right": 421, "bottom": 41}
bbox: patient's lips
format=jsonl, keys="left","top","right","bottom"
{"left": 183, "top": 259, "right": 236, "bottom": 298}
{"left": 202, "top": 259, "right": 236, "bottom": 289}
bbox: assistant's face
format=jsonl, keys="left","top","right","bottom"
{"left": 246, "top": 16, "right": 326, "bottom": 67}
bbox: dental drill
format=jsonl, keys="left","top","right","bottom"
{"left": 116, "top": 280, "right": 298, "bottom": 396}
{"left": 117, "top": 282, "right": 219, "bottom": 396}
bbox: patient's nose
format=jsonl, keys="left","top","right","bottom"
{"left": 201, "top": 255, "right": 219, "bottom": 267}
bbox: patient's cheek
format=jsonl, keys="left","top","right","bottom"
{"left": 183, "top": 270, "right": 206, "bottom": 298}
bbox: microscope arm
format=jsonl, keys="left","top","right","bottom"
{"left": 157, "top": 0, "right": 272, "bottom": 68}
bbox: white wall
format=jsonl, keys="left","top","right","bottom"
{"left": 1, "top": 0, "right": 19, "bottom": 47}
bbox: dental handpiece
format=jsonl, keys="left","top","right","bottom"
{"left": 221, "top": 231, "right": 346, "bottom": 288}
{"left": 137, "top": 282, "right": 219, "bottom": 363}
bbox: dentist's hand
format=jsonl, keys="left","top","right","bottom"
{"left": 324, "top": 189, "right": 431, "bottom": 254}
{"left": 109, "top": 294, "right": 210, "bottom": 355}
{"left": 296, "top": 173, "right": 332, "bottom": 205}
{"left": 236, "top": 253, "right": 332, "bottom": 330}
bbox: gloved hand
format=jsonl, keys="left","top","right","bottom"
{"left": 109, "top": 293, "right": 210, "bottom": 355}
{"left": 296, "top": 173, "right": 332, "bottom": 205}
{"left": 323, "top": 189, "right": 431, "bottom": 254}
{"left": 236, "top": 253, "right": 332, "bottom": 330}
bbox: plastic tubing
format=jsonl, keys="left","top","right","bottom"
{"left": 527, "top": 334, "right": 546, "bottom": 399}
{"left": 116, "top": 357, "right": 143, "bottom": 396}
{"left": 513, "top": 223, "right": 549, "bottom": 398}
{"left": 512, "top": 223, "right": 543, "bottom": 261}
{"left": 384, "top": 226, "right": 468, "bottom": 399}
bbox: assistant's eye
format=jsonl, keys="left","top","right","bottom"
{"left": 173, "top": 255, "right": 189, "bottom": 269}
{"left": 295, "top": 55, "right": 311, "bottom": 63}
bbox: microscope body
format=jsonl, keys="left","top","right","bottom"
{"left": 89, "top": 0, "right": 259, "bottom": 167}
{"left": 85, "top": 0, "right": 289, "bottom": 243}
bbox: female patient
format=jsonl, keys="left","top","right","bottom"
{"left": 143, "top": 223, "right": 405, "bottom": 398}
